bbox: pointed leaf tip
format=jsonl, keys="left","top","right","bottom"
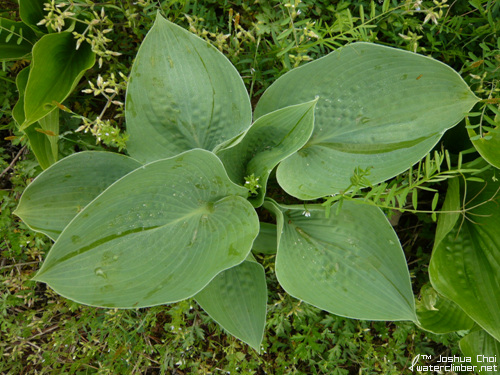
{"left": 195, "top": 259, "right": 267, "bottom": 351}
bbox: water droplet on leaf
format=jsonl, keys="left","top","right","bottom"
{"left": 94, "top": 267, "right": 107, "bottom": 279}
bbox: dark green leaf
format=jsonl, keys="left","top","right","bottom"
{"left": 19, "top": 0, "right": 47, "bottom": 33}
{"left": 468, "top": 127, "right": 500, "bottom": 169}
{"left": 430, "top": 168, "right": 500, "bottom": 341}
{"left": 21, "top": 32, "right": 95, "bottom": 129}
{"left": 24, "top": 108, "right": 59, "bottom": 169}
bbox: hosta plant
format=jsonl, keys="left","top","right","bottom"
{"left": 16, "top": 12, "right": 499, "bottom": 358}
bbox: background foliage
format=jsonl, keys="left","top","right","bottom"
{"left": 1, "top": 0, "right": 499, "bottom": 373}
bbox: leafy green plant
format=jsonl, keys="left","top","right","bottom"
{"left": 1, "top": 0, "right": 96, "bottom": 169}
{"left": 429, "top": 163, "right": 500, "bottom": 354}
{"left": 13, "top": 12, "right": 498, "bottom": 362}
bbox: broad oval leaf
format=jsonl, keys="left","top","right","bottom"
{"left": 460, "top": 329, "right": 500, "bottom": 375}
{"left": 33, "top": 149, "right": 259, "bottom": 308}
{"left": 125, "top": 13, "right": 252, "bottom": 163}
{"left": 416, "top": 284, "right": 474, "bottom": 334}
{"left": 195, "top": 256, "right": 267, "bottom": 351}
{"left": 264, "top": 199, "right": 417, "bottom": 321}
{"left": 430, "top": 169, "right": 500, "bottom": 342}
{"left": 217, "top": 100, "right": 316, "bottom": 207}
{"left": 255, "top": 42, "right": 479, "bottom": 199}
{"left": 15, "top": 151, "right": 142, "bottom": 240}
{"left": 0, "top": 18, "right": 37, "bottom": 61}
{"left": 21, "top": 32, "right": 95, "bottom": 129}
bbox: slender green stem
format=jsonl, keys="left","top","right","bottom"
{"left": 0, "top": 74, "right": 16, "bottom": 84}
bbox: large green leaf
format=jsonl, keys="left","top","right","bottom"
{"left": 0, "top": 18, "right": 37, "bottom": 61}
{"left": 21, "top": 32, "right": 95, "bottom": 129}
{"left": 15, "top": 151, "right": 142, "bottom": 241}
{"left": 217, "top": 100, "right": 316, "bottom": 207}
{"left": 430, "top": 170, "right": 500, "bottom": 342}
{"left": 33, "top": 149, "right": 259, "bottom": 308}
{"left": 468, "top": 127, "right": 500, "bottom": 169}
{"left": 125, "top": 13, "right": 252, "bottom": 163}
{"left": 195, "top": 255, "right": 267, "bottom": 351}
{"left": 255, "top": 42, "right": 479, "bottom": 199}
{"left": 460, "top": 329, "right": 500, "bottom": 375}
{"left": 263, "top": 199, "right": 417, "bottom": 321}
{"left": 416, "top": 284, "right": 474, "bottom": 334}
